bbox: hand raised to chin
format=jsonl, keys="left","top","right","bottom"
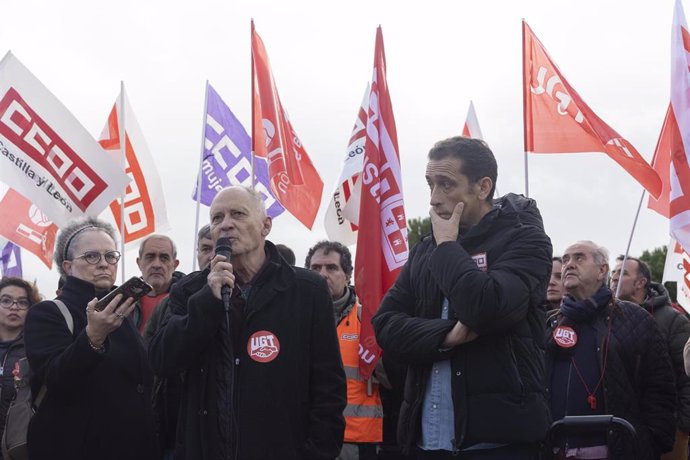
{"left": 430, "top": 202, "right": 464, "bottom": 244}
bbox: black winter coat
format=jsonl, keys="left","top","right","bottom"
{"left": 0, "top": 335, "right": 24, "bottom": 459}
{"left": 641, "top": 282, "right": 690, "bottom": 431}
{"left": 24, "top": 276, "right": 158, "bottom": 460}
{"left": 373, "top": 193, "right": 552, "bottom": 453}
{"left": 545, "top": 300, "right": 677, "bottom": 459}
{"left": 149, "top": 242, "right": 346, "bottom": 460}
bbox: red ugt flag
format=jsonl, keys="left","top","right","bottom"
{"left": 647, "top": 0, "right": 690, "bottom": 251}
{"left": 354, "top": 27, "right": 409, "bottom": 379}
{"left": 523, "top": 21, "right": 661, "bottom": 198}
{"left": 647, "top": 105, "right": 673, "bottom": 219}
{"left": 251, "top": 22, "right": 323, "bottom": 229}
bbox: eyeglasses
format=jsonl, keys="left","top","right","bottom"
{"left": 0, "top": 296, "right": 31, "bottom": 310}
{"left": 73, "top": 250, "right": 121, "bottom": 265}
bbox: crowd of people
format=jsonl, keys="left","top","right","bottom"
{"left": 2, "top": 135, "right": 689, "bottom": 460}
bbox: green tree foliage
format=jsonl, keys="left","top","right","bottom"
{"left": 639, "top": 246, "right": 667, "bottom": 282}
{"left": 407, "top": 216, "right": 431, "bottom": 247}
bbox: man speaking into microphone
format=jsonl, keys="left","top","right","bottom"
{"left": 149, "top": 185, "right": 346, "bottom": 460}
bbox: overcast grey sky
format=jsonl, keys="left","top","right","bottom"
{"left": 0, "top": 0, "right": 674, "bottom": 294}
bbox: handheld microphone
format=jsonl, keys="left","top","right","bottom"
{"left": 215, "top": 237, "right": 233, "bottom": 312}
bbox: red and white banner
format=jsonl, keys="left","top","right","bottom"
{"left": 0, "top": 52, "right": 129, "bottom": 227}
{"left": 354, "top": 27, "right": 408, "bottom": 379}
{"left": 99, "top": 87, "right": 169, "bottom": 244}
{"left": 522, "top": 21, "right": 661, "bottom": 199}
{"left": 324, "top": 86, "right": 369, "bottom": 246}
{"left": 0, "top": 188, "right": 57, "bottom": 268}
{"left": 462, "top": 101, "right": 484, "bottom": 140}
{"left": 647, "top": 1, "right": 690, "bottom": 252}
{"left": 251, "top": 22, "right": 324, "bottom": 229}
{"left": 663, "top": 238, "right": 690, "bottom": 314}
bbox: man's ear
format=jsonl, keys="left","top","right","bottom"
{"left": 261, "top": 216, "right": 273, "bottom": 237}
{"left": 598, "top": 263, "right": 610, "bottom": 282}
{"left": 476, "top": 177, "right": 493, "bottom": 201}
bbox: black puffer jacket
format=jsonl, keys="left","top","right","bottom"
{"left": 641, "top": 282, "right": 690, "bottom": 431}
{"left": 546, "top": 299, "right": 677, "bottom": 459}
{"left": 373, "top": 193, "right": 552, "bottom": 453}
{"left": 149, "top": 241, "right": 346, "bottom": 460}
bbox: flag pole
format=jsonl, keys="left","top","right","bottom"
{"left": 250, "top": 19, "right": 256, "bottom": 190}
{"left": 615, "top": 188, "right": 646, "bottom": 298}
{"left": 118, "top": 81, "right": 127, "bottom": 283}
{"left": 523, "top": 154, "right": 529, "bottom": 198}
{"left": 521, "top": 19, "right": 529, "bottom": 198}
{"left": 192, "top": 80, "right": 209, "bottom": 272}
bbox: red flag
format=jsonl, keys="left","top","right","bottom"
{"left": 0, "top": 188, "right": 57, "bottom": 268}
{"left": 647, "top": 0, "right": 690, "bottom": 251}
{"left": 647, "top": 105, "right": 673, "bottom": 218}
{"left": 523, "top": 21, "right": 661, "bottom": 198}
{"left": 251, "top": 22, "right": 323, "bottom": 229}
{"left": 354, "top": 27, "right": 409, "bottom": 379}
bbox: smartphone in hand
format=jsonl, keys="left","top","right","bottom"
{"left": 95, "top": 276, "right": 153, "bottom": 311}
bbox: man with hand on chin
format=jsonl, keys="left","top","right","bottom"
{"left": 373, "top": 136, "right": 552, "bottom": 459}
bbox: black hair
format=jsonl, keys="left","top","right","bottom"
{"left": 616, "top": 255, "right": 652, "bottom": 285}
{"left": 304, "top": 241, "right": 353, "bottom": 277}
{"left": 428, "top": 136, "right": 497, "bottom": 202}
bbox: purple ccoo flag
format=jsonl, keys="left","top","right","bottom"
{"left": 1, "top": 240, "right": 22, "bottom": 278}
{"left": 193, "top": 83, "right": 284, "bottom": 218}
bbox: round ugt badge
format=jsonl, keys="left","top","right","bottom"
{"left": 553, "top": 326, "right": 577, "bottom": 348}
{"left": 247, "top": 330, "right": 281, "bottom": 363}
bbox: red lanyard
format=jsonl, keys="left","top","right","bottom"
{"left": 569, "top": 316, "right": 612, "bottom": 410}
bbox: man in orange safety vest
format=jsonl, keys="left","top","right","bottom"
{"left": 306, "top": 240, "right": 384, "bottom": 460}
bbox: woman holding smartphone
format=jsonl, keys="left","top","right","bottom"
{"left": 24, "top": 218, "right": 158, "bottom": 460}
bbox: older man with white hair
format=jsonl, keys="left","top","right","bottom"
{"left": 149, "top": 185, "right": 346, "bottom": 460}
{"left": 546, "top": 240, "right": 676, "bottom": 460}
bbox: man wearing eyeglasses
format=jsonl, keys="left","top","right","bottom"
{"left": 134, "top": 235, "right": 184, "bottom": 334}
